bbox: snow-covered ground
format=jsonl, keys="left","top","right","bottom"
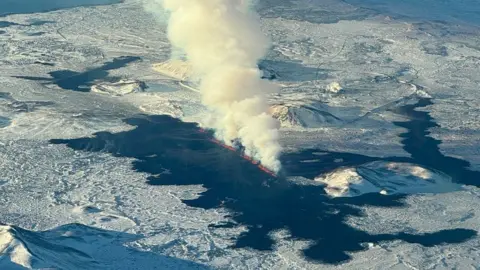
{"left": 0, "top": 0, "right": 479, "bottom": 269}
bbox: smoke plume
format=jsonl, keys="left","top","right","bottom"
{"left": 153, "top": 0, "right": 282, "bottom": 172}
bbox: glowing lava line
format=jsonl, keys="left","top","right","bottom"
{"left": 198, "top": 127, "right": 277, "bottom": 177}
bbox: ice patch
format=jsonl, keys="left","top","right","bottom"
{"left": 315, "top": 161, "right": 461, "bottom": 197}
{"left": 0, "top": 224, "right": 96, "bottom": 269}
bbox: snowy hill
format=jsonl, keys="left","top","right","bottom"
{"left": 269, "top": 102, "right": 343, "bottom": 128}
{"left": 0, "top": 223, "right": 206, "bottom": 269}
{"left": 315, "top": 161, "right": 461, "bottom": 197}
{"left": 91, "top": 79, "right": 147, "bottom": 96}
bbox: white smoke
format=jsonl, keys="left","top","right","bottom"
{"left": 148, "top": 0, "right": 282, "bottom": 172}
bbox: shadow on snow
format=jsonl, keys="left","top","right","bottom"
{"left": 14, "top": 56, "right": 140, "bottom": 92}
{"left": 50, "top": 97, "right": 477, "bottom": 264}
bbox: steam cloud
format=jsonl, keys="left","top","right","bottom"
{"left": 150, "top": 0, "right": 282, "bottom": 172}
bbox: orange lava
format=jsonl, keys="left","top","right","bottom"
{"left": 200, "top": 129, "right": 277, "bottom": 177}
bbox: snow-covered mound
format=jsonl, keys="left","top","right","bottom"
{"left": 91, "top": 79, "right": 147, "bottom": 96}
{"left": 152, "top": 60, "right": 193, "bottom": 81}
{"left": 0, "top": 224, "right": 98, "bottom": 269}
{"left": 325, "top": 82, "right": 343, "bottom": 93}
{"left": 315, "top": 161, "right": 461, "bottom": 197}
{"left": 0, "top": 223, "right": 202, "bottom": 270}
{"left": 269, "top": 103, "right": 343, "bottom": 128}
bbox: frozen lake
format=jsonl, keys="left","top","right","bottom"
{"left": 0, "top": 0, "right": 122, "bottom": 16}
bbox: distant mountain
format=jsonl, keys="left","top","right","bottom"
{"left": 0, "top": 0, "right": 122, "bottom": 16}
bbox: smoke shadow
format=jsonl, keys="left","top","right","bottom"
{"left": 13, "top": 56, "right": 140, "bottom": 92}
{"left": 50, "top": 98, "right": 477, "bottom": 264}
